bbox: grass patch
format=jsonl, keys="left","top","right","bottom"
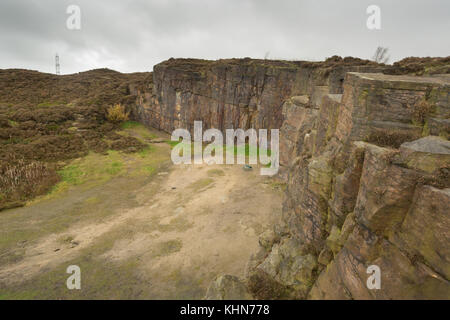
{"left": 230, "top": 144, "right": 271, "bottom": 158}
{"left": 120, "top": 121, "right": 141, "bottom": 129}
{"left": 105, "top": 161, "right": 123, "bottom": 175}
{"left": 138, "top": 146, "right": 155, "bottom": 158}
{"left": 58, "top": 165, "right": 84, "bottom": 185}
{"left": 7, "top": 119, "right": 18, "bottom": 127}
{"left": 143, "top": 165, "right": 156, "bottom": 175}
{"left": 166, "top": 142, "right": 272, "bottom": 165}
{"left": 165, "top": 140, "right": 181, "bottom": 148}
{"left": 188, "top": 178, "right": 214, "bottom": 192}
{"left": 49, "top": 151, "right": 125, "bottom": 197}
{"left": 119, "top": 121, "right": 158, "bottom": 141}
{"left": 84, "top": 196, "right": 100, "bottom": 205}
{"left": 153, "top": 239, "right": 183, "bottom": 258}
{"left": 36, "top": 101, "right": 66, "bottom": 108}
{"left": 207, "top": 169, "right": 225, "bottom": 177}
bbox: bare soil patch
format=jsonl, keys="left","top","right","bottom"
{"left": 0, "top": 125, "right": 283, "bottom": 299}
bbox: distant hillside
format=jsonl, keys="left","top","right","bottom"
{"left": 0, "top": 68, "right": 152, "bottom": 108}
{"left": 0, "top": 68, "right": 152, "bottom": 210}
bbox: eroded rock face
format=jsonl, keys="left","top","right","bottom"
{"left": 247, "top": 72, "right": 450, "bottom": 300}
{"left": 278, "top": 95, "right": 316, "bottom": 179}
{"left": 131, "top": 58, "right": 384, "bottom": 134}
{"left": 392, "top": 186, "right": 450, "bottom": 280}
{"left": 399, "top": 136, "right": 450, "bottom": 173}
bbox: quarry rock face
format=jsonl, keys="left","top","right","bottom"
{"left": 245, "top": 72, "right": 450, "bottom": 300}
{"left": 131, "top": 57, "right": 384, "bottom": 134}
{"left": 136, "top": 58, "right": 449, "bottom": 299}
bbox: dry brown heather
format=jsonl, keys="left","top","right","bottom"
{"left": 0, "top": 68, "right": 151, "bottom": 209}
{"left": 0, "top": 56, "right": 449, "bottom": 300}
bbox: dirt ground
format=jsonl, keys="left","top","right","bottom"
{"left": 0, "top": 126, "right": 283, "bottom": 299}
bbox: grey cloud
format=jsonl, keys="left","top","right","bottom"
{"left": 0, "top": 0, "right": 448, "bottom": 74}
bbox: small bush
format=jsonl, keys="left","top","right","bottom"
{"left": 106, "top": 103, "right": 129, "bottom": 123}
{"left": 412, "top": 99, "right": 433, "bottom": 124}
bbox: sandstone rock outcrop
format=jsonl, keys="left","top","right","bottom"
{"left": 246, "top": 72, "right": 450, "bottom": 300}
{"left": 131, "top": 57, "right": 384, "bottom": 134}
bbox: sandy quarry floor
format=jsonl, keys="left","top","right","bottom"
{"left": 0, "top": 130, "right": 283, "bottom": 299}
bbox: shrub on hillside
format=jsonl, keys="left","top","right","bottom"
{"left": 106, "top": 103, "right": 130, "bottom": 123}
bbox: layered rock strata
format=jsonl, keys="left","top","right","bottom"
{"left": 131, "top": 57, "right": 384, "bottom": 133}
{"left": 244, "top": 73, "right": 450, "bottom": 299}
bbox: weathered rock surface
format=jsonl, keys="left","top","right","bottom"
{"left": 246, "top": 72, "right": 450, "bottom": 300}
{"left": 399, "top": 136, "right": 450, "bottom": 173}
{"left": 131, "top": 57, "right": 384, "bottom": 134}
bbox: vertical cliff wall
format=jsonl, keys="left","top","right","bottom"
{"left": 245, "top": 73, "right": 450, "bottom": 300}
{"left": 130, "top": 57, "right": 384, "bottom": 133}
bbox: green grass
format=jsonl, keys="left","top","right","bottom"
{"left": 48, "top": 151, "right": 126, "bottom": 197}
{"left": 7, "top": 119, "right": 18, "bottom": 127}
{"left": 119, "top": 121, "right": 158, "bottom": 141}
{"left": 36, "top": 101, "right": 66, "bottom": 108}
{"left": 58, "top": 165, "right": 84, "bottom": 185}
{"left": 138, "top": 146, "right": 155, "bottom": 158}
{"left": 166, "top": 142, "right": 271, "bottom": 158}
{"left": 105, "top": 161, "right": 123, "bottom": 175}
{"left": 229, "top": 144, "right": 271, "bottom": 157}
{"left": 143, "top": 165, "right": 156, "bottom": 175}
{"left": 120, "top": 121, "right": 141, "bottom": 129}
{"left": 165, "top": 140, "right": 181, "bottom": 148}
{"left": 57, "top": 151, "right": 125, "bottom": 185}
{"left": 153, "top": 239, "right": 183, "bottom": 258}
{"left": 207, "top": 169, "right": 225, "bottom": 177}
{"left": 188, "top": 178, "right": 214, "bottom": 192}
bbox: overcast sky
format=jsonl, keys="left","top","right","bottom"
{"left": 0, "top": 0, "right": 448, "bottom": 74}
